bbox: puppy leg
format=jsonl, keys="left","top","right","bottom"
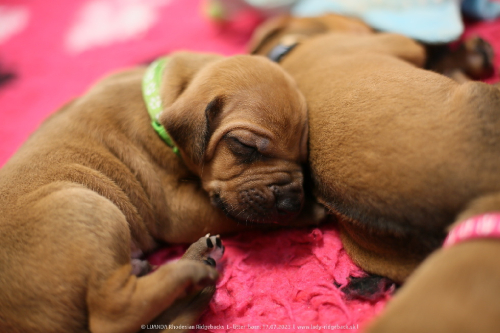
{"left": 90, "top": 260, "right": 217, "bottom": 333}
{"left": 69, "top": 194, "right": 219, "bottom": 333}
{"left": 0, "top": 184, "right": 123, "bottom": 333}
{"left": 366, "top": 241, "right": 500, "bottom": 333}
{"left": 426, "top": 37, "right": 495, "bottom": 81}
{"left": 1, "top": 183, "right": 215, "bottom": 333}
{"left": 338, "top": 221, "right": 425, "bottom": 283}
{"left": 367, "top": 193, "right": 500, "bottom": 332}
{"left": 148, "top": 235, "right": 225, "bottom": 332}
{"left": 455, "top": 192, "right": 500, "bottom": 223}
{"left": 368, "top": 33, "right": 427, "bottom": 68}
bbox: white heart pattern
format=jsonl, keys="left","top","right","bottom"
{"left": 65, "top": 0, "right": 172, "bottom": 53}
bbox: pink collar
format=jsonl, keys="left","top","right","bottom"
{"left": 443, "top": 213, "right": 500, "bottom": 248}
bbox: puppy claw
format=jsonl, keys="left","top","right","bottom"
{"left": 207, "top": 235, "right": 224, "bottom": 262}
{"left": 204, "top": 257, "right": 216, "bottom": 267}
{"left": 206, "top": 238, "right": 214, "bottom": 248}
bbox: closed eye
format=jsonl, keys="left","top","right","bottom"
{"left": 225, "top": 136, "right": 260, "bottom": 164}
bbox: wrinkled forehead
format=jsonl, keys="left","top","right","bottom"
{"left": 205, "top": 56, "right": 306, "bottom": 111}
{"left": 228, "top": 88, "right": 306, "bottom": 133}
{"left": 199, "top": 55, "right": 303, "bottom": 97}
{"left": 199, "top": 55, "right": 308, "bottom": 157}
{"left": 221, "top": 89, "right": 307, "bottom": 160}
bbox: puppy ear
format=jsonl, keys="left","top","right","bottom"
{"left": 160, "top": 52, "right": 223, "bottom": 106}
{"left": 248, "top": 14, "right": 291, "bottom": 54}
{"left": 157, "top": 52, "right": 225, "bottom": 167}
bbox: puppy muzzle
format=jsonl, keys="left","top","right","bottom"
{"left": 212, "top": 182, "right": 304, "bottom": 224}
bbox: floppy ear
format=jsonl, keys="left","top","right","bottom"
{"left": 157, "top": 52, "right": 225, "bottom": 167}
{"left": 248, "top": 14, "right": 291, "bottom": 54}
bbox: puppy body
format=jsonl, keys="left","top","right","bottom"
{"left": 252, "top": 23, "right": 500, "bottom": 277}
{"left": 250, "top": 14, "right": 494, "bottom": 81}
{"left": 268, "top": 33, "right": 500, "bottom": 281}
{"left": 249, "top": 13, "right": 500, "bottom": 331}
{"left": 0, "top": 52, "right": 310, "bottom": 332}
{"left": 367, "top": 240, "right": 500, "bottom": 333}
{"left": 252, "top": 24, "right": 500, "bottom": 331}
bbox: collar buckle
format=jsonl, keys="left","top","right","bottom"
{"left": 267, "top": 35, "right": 302, "bottom": 62}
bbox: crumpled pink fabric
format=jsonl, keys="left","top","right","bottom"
{"left": 148, "top": 224, "right": 391, "bottom": 332}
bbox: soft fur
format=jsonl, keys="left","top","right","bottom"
{"left": 250, "top": 14, "right": 495, "bottom": 82}
{"left": 250, "top": 14, "right": 500, "bottom": 332}
{"left": 0, "top": 52, "right": 313, "bottom": 332}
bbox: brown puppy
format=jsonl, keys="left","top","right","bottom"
{"left": 0, "top": 51, "right": 310, "bottom": 332}
{"left": 249, "top": 13, "right": 372, "bottom": 52}
{"left": 250, "top": 14, "right": 494, "bottom": 81}
{"left": 251, "top": 16, "right": 500, "bottom": 332}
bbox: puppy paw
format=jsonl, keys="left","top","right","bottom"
{"left": 203, "top": 234, "right": 225, "bottom": 264}
{"left": 131, "top": 259, "right": 154, "bottom": 277}
{"left": 182, "top": 234, "right": 225, "bottom": 267}
{"left": 463, "top": 36, "right": 495, "bottom": 79}
{"left": 175, "top": 260, "right": 219, "bottom": 294}
{"left": 289, "top": 199, "right": 331, "bottom": 227}
{"left": 310, "top": 202, "right": 329, "bottom": 225}
{"left": 341, "top": 275, "right": 397, "bottom": 301}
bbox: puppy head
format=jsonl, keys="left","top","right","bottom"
{"left": 158, "top": 52, "right": 308, "bottom": 224}
{"left": 248, "top": 13, "right": 373, "bottom": 56}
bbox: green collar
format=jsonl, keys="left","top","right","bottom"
{"left": 142, "top": 57, "right": 180, "bottom": 156}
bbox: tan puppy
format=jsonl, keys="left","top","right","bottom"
{"left": 251, "top": 16, "right": 500, "bottom": 332}
{"left": 0, "top": 51, "right": 310, "bottom": 332}
{"left": 250, "top": 14, "right": 494, "bottom": 81}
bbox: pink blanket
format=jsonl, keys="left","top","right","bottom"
{"left": 149, "top": 225, "right": 389, "bottom": 332}
{"left": 1, "top": 0, "right": 499, "bottom": 332}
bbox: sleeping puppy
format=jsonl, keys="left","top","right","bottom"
{"left": 250, "top": 16, "right": 500, "bottom": 332}
{"left": 249, "top": 13, "right": 494, "bottom": 81}
{"left": 0, "top": 51, "right": 310, "bottom": 333}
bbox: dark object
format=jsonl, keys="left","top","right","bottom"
{"left": 426, "top": 36, "right": 495, "bottom": 80}
{"left": 204, "top": 257, "right": 216, "bottom": 267}
{"left": 0, "top": 65, "right": 15, "bottom": 89}
{"left": 341, "top": 275, "right": 397, "bottom": 302}
{"left": 267, "top": 37, "right": 300, "bottom": 63}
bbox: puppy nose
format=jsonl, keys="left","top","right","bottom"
{"left": 276, "top": 195, "right": 302, "bottom": 214}
{"left": 273, "top": 185, "right": 303, "bottom": 214}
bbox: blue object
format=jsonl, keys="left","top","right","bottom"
{"left": 462, "top": 0, "right": 500, "bottom": 20}
{"left": 291, "top": 0, "right": 464, "bottom": 43}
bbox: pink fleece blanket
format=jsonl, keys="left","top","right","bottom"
{"left": 149, "top": 225, "right": 389, "bottom": 332}
{"left": 1, "top": 1, "right": 499, "bottom": 332}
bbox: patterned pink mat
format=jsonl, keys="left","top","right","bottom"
{"left": 1, "top": 1, "right": 499, "bottom": 332}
